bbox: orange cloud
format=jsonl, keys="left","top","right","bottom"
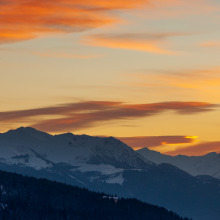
{"left": 0, "top": 101, "right": 217, "bottom": 133}
{"left": 0, "top": 0, "right": 151, "bottom": 45}
{"left": 117, "top": 135, "right": 220, "bottom": 156}
{"left": 115, "top": 136, "right": 199, "bottom": 150}
{"left": 199, "top": 41, "right": 220, "bottom": 48}
{"left": 164, "top": 141, "right": 220, "bottom": 156}
{"left": 1, "top": 0, "right": 216, "bottom": 46}
{"left": 82, "top": 33, "right": 184, "bottom": 54}
{"left": 129, "top": 67, "right": 220, "bottom": 90}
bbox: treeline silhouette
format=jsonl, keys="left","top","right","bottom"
{"left": 0, "top": 170, "right": 191, "bottom": 220}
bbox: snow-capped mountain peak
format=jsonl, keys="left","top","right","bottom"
{"left": 0, "top": 127, "right": 153, "bottom": 171}
{"left": 2, "top": 127, "right": 52, "bottom": 141}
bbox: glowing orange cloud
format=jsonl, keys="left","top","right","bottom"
{"left": 0, "top": 0, "right": 216, "bottom": 45}
{"left": 0, "top": 101, "right": 217, "bottom": 133}
{"left": 164, "top": 141, "right": 220, "bottom": 156}
{"left": 82, "top": 33, "right": 183, "bottom": 54}
{"left": 115, "top": 136, "right": 199, "bottom": 150}
{"left": 0, "top": 0, "right": 150, "bottom": 45}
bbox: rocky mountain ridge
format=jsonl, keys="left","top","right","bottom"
{"left": 137, "top": 147, "right": 220, "bottom": 179}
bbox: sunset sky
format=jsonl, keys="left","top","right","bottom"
{"left": 1, "top": 0, "right": 220, "bottom": 156}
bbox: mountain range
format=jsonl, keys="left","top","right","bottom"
{"left": 0, "top": 127, "right": 220, "bottom": 220}
{"left": 137, "top": 147, "right": 220, "bottom": 179}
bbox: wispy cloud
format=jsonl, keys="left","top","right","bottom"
{"left": 82, "top": 32, "right": 185, "bottom": 54}
{"left": 199, "top": 41, "right": 220, "bottom": 48}
{"left": 0, "top": 0, "right": 149, "bottom": 45}
{"left": 115, "top": 135, "right": 199, "bottom": 150}
{"left": 128, "top": 67, "right": 220, "bottom": 90}
{"left": 137, "top": 0, "right": 219, "bottom": 19}
{"left": 0, "top": 101, "right": 217, "bottom": 133}
{"left": 0, "top": 0, "right": 217, "bottom": 46}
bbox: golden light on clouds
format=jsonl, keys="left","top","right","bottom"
{"left": 1, "top": 0, "right": 220, "bottom": 157}
{"left": 82, "top": 33, "right": 181, "bottom": 54}
{"left": 185, "top": 136, "right": 199, "bottom": 139}
{"left": 0, "top": 0, "right": 217, "bottom": 45}
{"left": 126, "top": 67, "right": 220, "bottom": 97}
{"left": 164, "top": 141, "right": 220, "bottom": 156}
{"left": 116, "top": 135, "right": 201, "bottom": 151}
{"left": 0, "top": 0, "right": 151, "bottom": 45}
{"left": 119, "top": 135, "right": 220, "bottom": 156}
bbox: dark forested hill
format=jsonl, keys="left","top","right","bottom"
{"left": 0, "top": 170, "right": 190, "bottom": 220}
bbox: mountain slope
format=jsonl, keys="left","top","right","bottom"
{"left": 0, "top": 170, "right": 190, "bottom": 220}
{"left": 137, "top": 147, "right": 220, "bottom": 179}
{"left": 0, "top": 127, "right": 153, "bottom": 170}
{"left": 0, "top": 127, "right": 220, "bottom": 220}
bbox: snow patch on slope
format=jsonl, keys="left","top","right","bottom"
{"left": 0, "top": 141, "right": 51, "bottom": 170}
{"left": 106, "top": 173, "right": 124, "bottom": 185}
{"left": 73, "top": 164, "right": 124, "bottom": 175}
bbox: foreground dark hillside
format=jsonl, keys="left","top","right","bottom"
{"left": 0, "top": 170, "right": 190, "bottom": 220}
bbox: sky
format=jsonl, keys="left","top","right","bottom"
{"left": 1, "top": 0, "right": 220, "bottom": 156}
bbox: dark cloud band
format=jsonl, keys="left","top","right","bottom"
{"left": 0, "top": 101, "right": 217, "bottom": 132}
